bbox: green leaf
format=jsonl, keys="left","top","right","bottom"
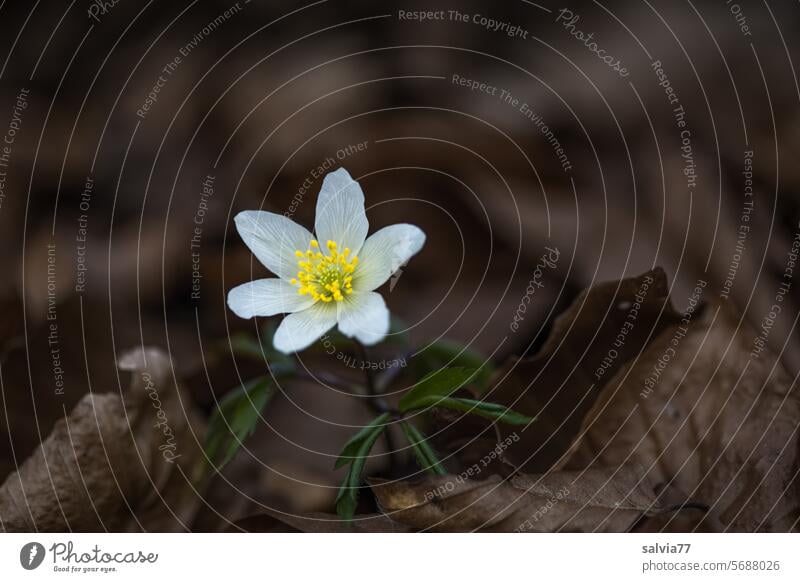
{"left": 227, "top": 327, "right": 296, "bottom": 375}
{"left": 418, "top": 339, "right": 495, "bottom": 391}
{"left": 398, "top": 367, "right": 477, "bottom": 412}
{"left": 335, "top": 484, "right": 359, "bottom": 524}
{"left": 410, "top": 396, "right": 535, "bottom": 426}
{"left": 401, "top": 422, "right": 446, "bottom": 475}
{"left": 204, "top": 376, "right": 276, "bottom": 470}
{"left": 334, "top": 413, "right": 391, "bottom": 469}
{"left": 335, "top": 421, "right": 387, "bottom": 521}
{"left": 227, "top": 333, "right": 267, "bottom": 361}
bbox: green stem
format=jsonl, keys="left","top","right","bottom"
{"left": 354, "top": 340, "right": 399, "bottom": 473}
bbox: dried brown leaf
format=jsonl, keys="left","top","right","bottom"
{"left": 436, "top": 268, "right": 681, "bottom": 475}
{"left": 370, "top": 466, "right": 662, "bottom": 532}
{"left": 566, "top": 301, "right": 800, "bottom": 532}
{"left": 0, "top": 347, "right": 205, "bottom": 532}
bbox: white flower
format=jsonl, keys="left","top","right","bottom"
{"left": 227, "top": 168, "right": 426, "bottom": 354}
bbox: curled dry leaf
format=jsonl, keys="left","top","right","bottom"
{"left": 566, "top": 301, "right": 800, "bottom": 532}
{"left": 0, "top": 347, "right": 205, "bottom": 531}
{"left": 369, "top": 466, "right": 662, "bottom": 532}
{"left": 435, "top": 268, "right": 681, "bottom": 475}
{"left": 229, "top": 508, "right": 412, "bottom": 533}
{"left": 389, "top": 268, "right": 797, "bottom": 532}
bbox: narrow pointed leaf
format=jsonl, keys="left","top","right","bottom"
{"left": 335, "top": 422, "right": 387, "bottom": 520}
{"left": 204, "top": 376, "right": 276, "bottom": 470}
{"left": 334, "top": 413, "right": 391, "bottom": 469}
{"left": 401, "top": 422, "right": 446, "bottom": 475}
{"left": 412, "top": 396, "right": 535, "bottom": 426}
{"left": 399, "top": 367, "right": 477, "bottom": 412}
{"left": 418, "top": 339, "right": 494, "bottom": 390}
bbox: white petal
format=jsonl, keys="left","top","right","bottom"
{"left": 314, "top": 168, "right": 369, "bottom": 254}
{"left": 234, "top": 210, "right": 312, "bottom": 281}
{"left": 354, "top": 224, "right": 426, "bottom": 291}
{"left": 273, "top": 302, "right": 337, "bottom": 354}
{"left": 336, "top": 292, "right": 390, "bottom": 346}
{"left": 227, "top": 279, "right": 314, "bottom": 319}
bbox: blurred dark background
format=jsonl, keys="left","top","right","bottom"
{"left": 1, "top": 0, "right": 799, "bottom": 523}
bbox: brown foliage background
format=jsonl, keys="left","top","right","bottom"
{"left": 0, "top": 0, "right": 798, "bottom": 531}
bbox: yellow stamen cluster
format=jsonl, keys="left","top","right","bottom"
{"left": 290, "top": 239, "right": 358, "bottom": 302}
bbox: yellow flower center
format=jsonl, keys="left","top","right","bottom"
{"left": 290, "top": 239, "right": 358, "bottom": 302}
